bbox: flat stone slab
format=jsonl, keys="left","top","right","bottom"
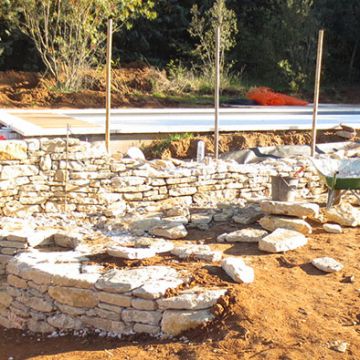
{"left": 311, "top": 257, "right": 344, "bottom": 273}
{"left": 323, "top": 223, "right": 342, "bottom": 234}
{"left": 161, "top": 309, "right": 214, "bottom": 336}
{"left": 134, "top": 237, "right": 174, "bottom": 253}
{"left": 171, "top": 244, "right": 222, "bottom": 262}
{"left": 150, "top": 224, "right": 188, "bottom": 239}
{"left": 222, "top": 257, "right": 254, "bottom": 283}
{"left": 218, "top": 228, "right": 268, "bottom": 243}
{"left": 259, "top": 215, "right": 312, "bottom": 235}
{"left": 260, "top": 201, "right": 319, "bottom": 219}
{"left": 258, "top": 228, "right": 308, "bottom": 253}
{"left": 95, "top": 266, "right": 185, "bottom": 295}
{"left": 190, "top": 213, "right": 213, "bottom": 225}
{"left": 157, "top": 287, "right": 226, "bottom": 310}
{"left": 107, "top": 245, "right": 157, "bottom": 259}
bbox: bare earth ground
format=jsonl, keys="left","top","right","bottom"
{"left": 0, "top": 222, "right": 359, "bottom": 360}
{"left": 1, "top": 70, "right": 360, "bottom": 109}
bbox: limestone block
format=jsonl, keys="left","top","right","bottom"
{"left": 311, "top": 257, "right": 344, "bottom": 273}
{"left": 259, "top": 215, "right": 312, "bottom": 235}
{"left": 157, "top": 288, "right": 226, "bottom": 310}
{"left": 95, "top": 266, "right": 181, "bottom": 295}
{"left": 40, "top": 155, "right": 52, "bottom": 171}
{"left": 259, "top": 228, "right": 308, "bottom": 253}
{"left": 323, "top": 223, "right": 342, "bottom": 234}
{"left": 1, "top": 165, "right": 38, "bottom": 180}
{"left": 150, "top": 223, "right": 188, "bottom": 239}
{"left": 28, "top": 296, "right": 53, "bottom": 313}
{"left": 56, "top": 303, "right": 86, "bottom": 316}
{"left": 122, "top": 309, "right": 162, "bottom": 325}
{"left": 260, "top": 201, "right": 319, "bottom": 219}
{"left": 94, "top": 308, "right": 121, "bottom": 321}
{"left": 28, "top": 318, "right": 56, "bottom": 333}
{"left": 80, "top": 315, "right": 126, "bottom": 334}
{"left": 131, "top": 298, "right": 157, "bottom": 311}
{"left": 232, "top": 205, "right": 263, "bottom": 225}
{"left": 222, "top": 257, "right": 254, "bottom": 284}
{"left": 171, "top": 244, "right": 222, "bottom": 262}
{"left": 98, "top": 292, "right": 132, "bottom": 307}
{"left": 107, "top": 246, "right": 156, "bottom": 260}
{"left": 133, "top": 323, "right": 160, "bottom": 335}
{"left": 0, "top": 140, "right": 28, "bottom": 160}
{"left": 7, "top": 274, "right": 27, "bottom": 289}
{"left": 161, "top": 309, "right": 214, "bottom": 336}
{"left": 218, "top": 228, "right": 268, "bottom": 243}
{"left": 323, "top": 203, "right": 360, "bottom": 227}
{"left": 48, "top": 286, "right": 99, "bottom": 308}
{"left": 47, "top": 313, "right": 82, "bottom": 329}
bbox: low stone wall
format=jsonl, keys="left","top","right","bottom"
{"left": 0, "top": 250, "right": 226, "bottom": 337}
{"left": 0, "top": 138, "right": 325, "bottom": 217}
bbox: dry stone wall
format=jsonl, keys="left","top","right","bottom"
{"left": 0, "top": 138, "right": 325, "bottom": 218}
{"left": 0, "top": 250, "right": 225, "bottom": 337}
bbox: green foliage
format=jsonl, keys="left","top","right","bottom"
{"left": 188, "top": 0, "right": 238, "bottom": 79}
{"left": 4, "top": 0, "right": 156, "bottom": 90}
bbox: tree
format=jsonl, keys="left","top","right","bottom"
{"left": 5, "top": 0, "right": 156, "bottom": 90}
{"left": 188, "top": 0, "right": 238, "bottom": 78}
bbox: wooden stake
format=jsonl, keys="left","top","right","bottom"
{"left": 105, "top": 18, "right": 113, "bottom": 153}
{"left": 311, "top": 29, "right": 325, "bottom": 156}
{"left": 214, "top": 25, "right": 221, "bottom": 160}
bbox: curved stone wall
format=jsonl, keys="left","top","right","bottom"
{"left": 0, "top": 250, "right": 226, "bottom": 337}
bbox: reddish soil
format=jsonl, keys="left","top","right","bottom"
{"left": 1, "top": 69, "right": 360, "bottom": 109}
{"left": 1, "top": 223, "right": 359, "bottom": 360}
{"left": 144, "top": 130, "right": 360, "bottom": 159}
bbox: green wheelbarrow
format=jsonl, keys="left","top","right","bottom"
{"left": 310, "top": 158, "right": 360, "bottom": 208}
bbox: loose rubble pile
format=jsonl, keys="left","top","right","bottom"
{"left": 0, "top": 138, "right": 358, "bottom": 341}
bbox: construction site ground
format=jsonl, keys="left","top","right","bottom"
{"left": 1, "top": 223, "right": 359, "bottom": 360}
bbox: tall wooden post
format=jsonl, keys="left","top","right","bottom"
{"left": 311, "top": 29, "right": 325, "bottom": 157}
{"left": 214, "top": 25, "right": 221, "bottom": 160}
{"left": 105, "top": 18, "right": 113, "bottom": 153}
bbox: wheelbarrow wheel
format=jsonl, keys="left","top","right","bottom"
{"left": 326, "top": 189, "right": 342, "bottom": 208}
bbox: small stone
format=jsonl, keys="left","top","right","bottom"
{"left": 311, "top": 257, "right": 344, "bottom": 273}
{"left": 323, "top": 223, "right": 342, "bottom": 234}
{"left": 190, "top": 213, "right": 213, "bottom": 225}
{"left": 221, "top": 257, "right": 254, "bottom": 284}
{"left": 329, "top": 340, "right": 348, "bottom": 353}
{"left": 259, "top": 228, "right": 307, "bottom": 253}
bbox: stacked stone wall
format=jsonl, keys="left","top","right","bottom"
{"left": 0, "top": 138, "right": 325, "bottom": 218}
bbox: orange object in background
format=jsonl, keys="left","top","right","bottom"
{"left": 247, "top": 87, "right": 308, "bottom": 106}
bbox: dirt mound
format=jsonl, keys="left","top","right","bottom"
{"left": 144, "top": 130, "right": 354, "bottom": 159}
